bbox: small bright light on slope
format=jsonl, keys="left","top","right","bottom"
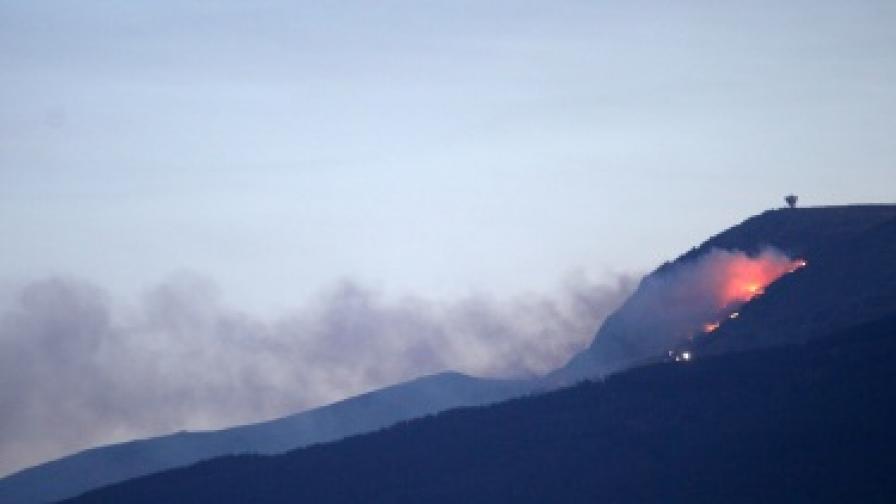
{"left": 674, "top": 351, "right": 692, "bottom": 362}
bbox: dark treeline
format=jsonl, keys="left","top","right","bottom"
{"left": 66, "top": 314, "right": 896, "bottom": 503}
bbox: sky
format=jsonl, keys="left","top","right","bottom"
{"left": 1, "top": 0, "right": 895, "bottom": 475}
{"left": 1, "top": 0, "right": 894, "bottom": 312}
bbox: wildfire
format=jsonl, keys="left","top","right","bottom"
{"left": 715, "top": 255, "right": 806, "bottom": 309}
{"left": 632, "top": 248, "right": 810, "bottom": 364}
{"left": 697, "top": 252, "right": 807, "bottom": 335}
{"left": 744, "top": 283, "right": 763, "bottom": 296}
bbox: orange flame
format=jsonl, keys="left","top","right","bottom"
{"left": 715, "top": 255, "right": 805, "bottom": 309}
{"left": 696, "top": 253, "right": 807, "bottom": 337}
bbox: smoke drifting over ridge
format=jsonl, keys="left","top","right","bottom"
{"left": 0, "top": 272, "right": 636, "bottom": 476}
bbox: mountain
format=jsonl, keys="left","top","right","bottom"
{"left": 5, "top": 204, "right": 894, "bottom": 503}
{"left": 63, "top": 314, "right": 896, "bottom": 503}
{"left": 555, "top": 205, "right": 896, "bottom": 382}
{"left": 0, "top": 372, "right": 532, "bottom": 504}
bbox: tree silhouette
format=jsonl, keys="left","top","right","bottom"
{"left": 785, "top": 194, "right": 798, "bottom": 209}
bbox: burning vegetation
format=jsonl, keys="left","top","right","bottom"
{"left": 651, "top": 248, "right": 807, "bottom": 364}
{"left": 668, "top": 252, "right": 807, "bottom": 363}
{"left": 590, "top": 246, "right": 808, "bottom": 370}
{"left": 698, "top": 252, "right": 807, "bottom": 337}
{"left": 703, "top": 322, "right": 721, "bottom": 333}
{"left": 668, "top": 254, "right": 808, "bottom": 362}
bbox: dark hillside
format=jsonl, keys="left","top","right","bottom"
{"left": 559, "top": 205, "right": 896, "bottom": 380}
{"left": 671, "top": 205, "right": 896, "bottom": 267}
{"left": 65, "top": 314, "right": 896, "bottom": 504}
{"left": 696, "top": 213, "right": 896, "bottom": 354}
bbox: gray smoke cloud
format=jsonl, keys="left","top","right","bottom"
{"left": 0, "top": 271, "right": 636, "bottom": 476}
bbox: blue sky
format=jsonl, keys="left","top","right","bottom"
{"left": 2, "top": 1, "right": 894, "bottom": 312}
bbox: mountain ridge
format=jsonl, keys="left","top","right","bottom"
{"left": 62, "top": 313, "right": 896, "bottom": 503}
{"left": 0, "top": 372, "right": 532, "bottom": 503}
{"left": 4, "top": 203, "right": 894, "bottom": 503}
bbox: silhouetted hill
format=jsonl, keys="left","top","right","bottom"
{"left": 7, "top": 204, "right": 894, "bottom": 502}
{"left": 64, "top": 314, "right": 896, "bottom": 503}
{"left": 695, "top": 209, "right": 896, "bottom": 354}
{"left": 558, "top": 205, "right": 896, "bottom": 381}
{"left": 0, "top": 372, "right": 531, "bottom": 504}
{"left": 672, "top": 204, "right": 896, "bottom": 266}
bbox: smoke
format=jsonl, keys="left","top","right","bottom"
{"left": 592, "top": 247, "right": 800, "bottom": 368}
{"left": 0, "top": 271, "right": 636, "bottom": 476}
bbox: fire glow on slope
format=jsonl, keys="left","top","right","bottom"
{"left": 714, "top": 256, "right": 806, "bottom": 309}
{"left": 700, "top": 254, "right": 807, "bottom": 334}
{"left": 595, "top": 247, "right": 807, "bottom": 367}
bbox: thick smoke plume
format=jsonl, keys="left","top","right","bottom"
{"left": 0, "top": 272, "right": 636, "bottom": 476}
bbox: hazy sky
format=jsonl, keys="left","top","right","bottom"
{"left": 2, "top": 0, "right": 896, "bottom": 476}
{"left": 2, "top": 1, "right": 895, "bottom": 312}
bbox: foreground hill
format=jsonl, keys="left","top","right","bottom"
{"left": 65, "top": 314, "right": 896, "bottom": 503}
{"left": 0, "top": 373, "right": 530, "bottom": 504}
